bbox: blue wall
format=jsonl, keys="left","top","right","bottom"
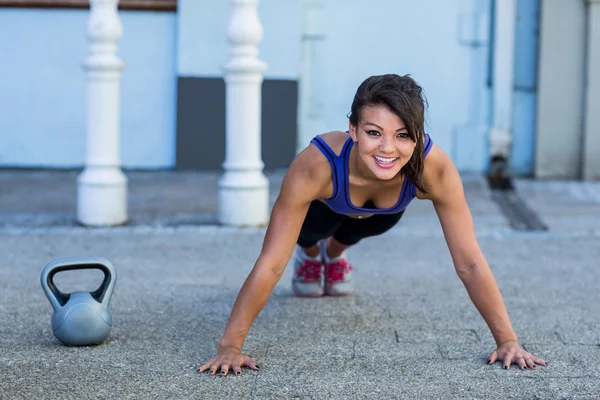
{"left": 511, "top": 0, "right": 540, "bottom": 176}
{"left": 177, "top": 0, "right": 301, "bottom": 79}
{"left": 1, "top": 1, "right": 499, "bottom": 173}
{"left": 0, "top": 8, "right": 177, "bottom": 168}
{"left": 177, "top": 0, "right": 493, "bottom": 172}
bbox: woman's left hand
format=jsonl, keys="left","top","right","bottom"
{"left": 488, "top": 341, "right": 547, "bottom": 370}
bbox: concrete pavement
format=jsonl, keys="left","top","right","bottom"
{"left": 1, "top": 169, "right": 599, "bottom": 399}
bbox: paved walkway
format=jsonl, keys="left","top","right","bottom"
{"left": 1, "top": 169, "right": 599, "bottom": 399}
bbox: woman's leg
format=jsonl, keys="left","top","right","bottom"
{"left": 293, "top": 201, "right": 346, "bottom": 297}
{"left": 297, "top": 200, "right": 346, "bottom": 255}
{"left": 328, "top": 209, "right": 405, "bottom": 257}
{"left": 322, "top": 208, "right": 405, "bottom": 296}
{"left": 323, "top": 237, "right": 352, "bottom": 259}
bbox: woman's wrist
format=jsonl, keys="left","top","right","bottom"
{"left": 218, "top": 337, "right": 244, "bottom": 351}
{"left": 495, "top": 335, "right": 519, "bottom": 346}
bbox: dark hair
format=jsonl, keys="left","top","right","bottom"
{"left": 348, "top": 74, "right": 428, "bottom": 193}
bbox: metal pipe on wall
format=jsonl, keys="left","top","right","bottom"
{"left": 488, "top": 0, "right": 516, "bottom": 182}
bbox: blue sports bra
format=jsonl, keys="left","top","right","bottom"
{"left": 310, "top": 133, "right": 434, "bottom": 215}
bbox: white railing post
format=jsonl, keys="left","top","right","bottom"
{"left": 219, "top": 0, "right": 269, "bottom": 226}
{"left": 77, "top": 0, "right": 127, "bottom": 226}
{"left": 489, "top": 0, "right": 516, "bottom": 166}
{"left": 297, "top": 0, "right": 326, "bottom": 153}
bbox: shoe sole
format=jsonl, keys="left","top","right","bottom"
{"left": 293, "top": 289, "right": 324, "bottom": 298}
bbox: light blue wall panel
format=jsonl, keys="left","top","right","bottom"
{"left": 511, "top": 0, "right": 539, "bottom": 175}
{"left": 0, "top": 9, "right": 177, "bottom": 168}
{"left": 318, "top": 0, "right": 490, "bottom": 164}
{"left": 177, "top": 0, "right": 302, "bottom": 79}
{"left": 119, "top": 11, "right": 178, "bottom": 168}
{"left": 450, "top": 0, "right": 492, "bottom": 172}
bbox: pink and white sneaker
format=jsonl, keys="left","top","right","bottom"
{"left": 292, "top": 245, "right": 324, "bottom": 297}
{"left": 321, "top": 244, "right": 354, "bottom": 297}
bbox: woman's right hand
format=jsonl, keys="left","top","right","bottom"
{"left": 198, "top": 345, "right": 260, "bottom": 376}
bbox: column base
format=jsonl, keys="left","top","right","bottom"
{"left": 77, "top": 168, "right": 128, "bottom": 226}
{"left": 218, "top": 170, "right": 269, "bottom": 226}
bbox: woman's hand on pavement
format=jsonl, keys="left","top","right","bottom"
{"left": 198, "top": 345, "right": 260, "bottom": 376}
{"left": 488, "top": 341, "right": 547, "bottom": 370}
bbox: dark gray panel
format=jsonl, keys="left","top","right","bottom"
{"left": 176, "top": 77, "right": 226, "bottom": 169}
{"left": 261, "top": 79, "right": 298, "bottom": 168}
{"left": 176, "top": 77, "right": 297, "bottom": 170}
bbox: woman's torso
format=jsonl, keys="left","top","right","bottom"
{"left": 310, "top": 131, "right": 433, "bottom": 218}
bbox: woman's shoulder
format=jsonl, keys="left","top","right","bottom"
{"left": 291, "top": 130, "right": 350, "bottom": 174}
{"left": 281, "top": 132, "right": 340, "bottom": 199}
{"left": 313, "top": 130, "right": 352, "bottom": 156}
{"left": 417, "top": 142, "right": 458, "bottom": 200}
{"left": 423, "top": 141, "right": 453, "bottom": 174}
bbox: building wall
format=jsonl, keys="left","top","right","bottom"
{"left": 511, "top": 0, "right": 540, "bottom": 176}
{"left": 320, "top": 0, "right": 491, "bottom": 173}
{"left": 0, "top": 1, "right": 494, "bottom": 173}
{"left": 0, "top": 8, "right": 177, "bottom": 169}
{"left": 583, "top": 0, "right": 600, "bottom": 180}
{"left": 175, "top": 0, "right": 301, "bottom": 169}
{"left": 535, "top": 0, "right": 587, "bottom": 179}
{"left": 176, "top": 0, "right": 493, "bottom": 171}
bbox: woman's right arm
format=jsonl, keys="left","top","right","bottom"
{"left": 198, "top": 145, "right": 330, "bottom": 376}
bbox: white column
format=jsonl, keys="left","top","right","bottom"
{"left": 297, "top": 0, "right": 326, "bottom": 153}
{"left": 489, "top": 0, "right": 516, "bottom": 163}
{"left": 219, "top": 0, "right": 269, "bottom": 226}
{"left": 583, "top": 0, "right": 600, "bottom": 180}
{"left": 77, "top": 0, "right": 127, "bottom": 226}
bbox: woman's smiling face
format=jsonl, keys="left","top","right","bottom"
{"left": 349, "top": 104, "right": 416, "bottom": 181}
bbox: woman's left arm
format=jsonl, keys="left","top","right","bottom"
{"left": 422, "top": 147, "right": 546, "bottom": 370}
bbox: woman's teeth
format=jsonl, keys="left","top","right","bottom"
{"left": 374, "top": 156, "right": 397, "bottom": 164}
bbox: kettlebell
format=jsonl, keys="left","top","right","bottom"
{"left": 40, "top": 257, "right": 117, "bottom": 346}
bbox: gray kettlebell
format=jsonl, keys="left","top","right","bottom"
{"left": 40, "top": 257, "right": 117, "bottom": 346}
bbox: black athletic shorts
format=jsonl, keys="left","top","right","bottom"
{"left": 297, "top": 200, "right": 405, "bottom": 247}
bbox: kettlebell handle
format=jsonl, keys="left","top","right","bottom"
{"left": 40, "top": 257, "right": 117, "bottom": 311}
